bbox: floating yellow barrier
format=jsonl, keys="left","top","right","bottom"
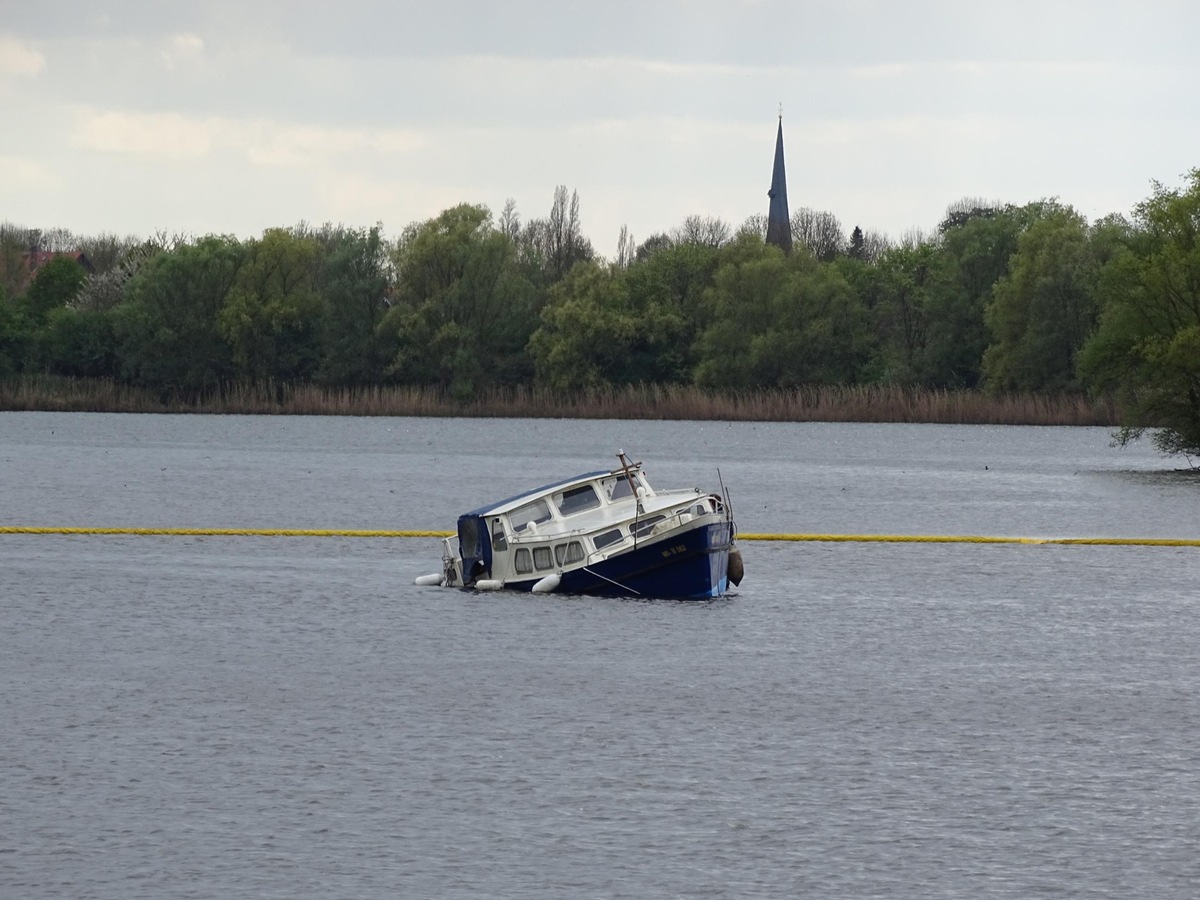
{"left": 738, "top": 533, "right": 1200, "bottom": 547}
{"left": 1, "top": 526, "right": 1197, "bottom": 547}
{"left": 0, "top": 526, "right": 451, "bottom": 538}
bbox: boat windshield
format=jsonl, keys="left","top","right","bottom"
{"left": 509, "top": 498, "right": 552, "bottom": 532}
{"left": 605, "top": 474, "right": 642, "bottom": 501}
{"left": 555, "top": 484, "right": 600, "bottom": 516}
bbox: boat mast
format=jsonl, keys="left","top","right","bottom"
{"left": 617, "top": 449, "right": 646, "bottom": 542}
{"left": 616, "top": 449, "right": 640, "bottom": 498}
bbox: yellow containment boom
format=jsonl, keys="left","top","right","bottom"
{"left": 0, "top": 527, "right": 450, "bottom": 538}
{"left": 1, "top": 526, "right": 1198, "bottom": 547}
{"left": 737, "top": 533, "right": 1200, "bottom": 547}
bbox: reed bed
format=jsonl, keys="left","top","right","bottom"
{"left": 0, "top": 376, "right": 1117, "bottom": 426}
{"left": 0, "top": 375, "right": 161, "bottom": 413}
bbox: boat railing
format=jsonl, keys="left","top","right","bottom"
{"left": 633, "top": 499, "right": 718, "bottom": 538}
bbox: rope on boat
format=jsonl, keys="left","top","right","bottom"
{"left": 2, "top": 526, "right": 1199, "bottom": 547}
{"left": 579, "top": 565, "right": 641, "bottom": 595}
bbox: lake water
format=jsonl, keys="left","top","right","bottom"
{"left": 2, "top": 412, "right": 1199, "bottom": 898}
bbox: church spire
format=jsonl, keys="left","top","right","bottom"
{"left": 765, "top": 113, "right": 792, "bottom": 253}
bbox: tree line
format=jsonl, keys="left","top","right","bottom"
{"left": 2, "top": 172, "right": 1198, "bottom": 455}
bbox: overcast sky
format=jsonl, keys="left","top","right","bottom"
{"left": 2, "top": 0, "right": 1197, "bottom": 257}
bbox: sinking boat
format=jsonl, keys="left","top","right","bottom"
{"left": 415, "top": 451, "right": 743, "bottom": 599}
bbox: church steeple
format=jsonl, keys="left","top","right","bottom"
{"left": 765, "top": 114, "right": 792, "bottom": 253}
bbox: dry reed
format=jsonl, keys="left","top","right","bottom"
{"left": 0, "top": 376, "right": 1117, "bottom": 426}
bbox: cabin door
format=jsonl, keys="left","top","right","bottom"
{"left": 490, "top": 518, "right": 509, "bottom": 578}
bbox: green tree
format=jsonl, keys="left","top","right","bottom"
{"left": 849, "top": 240, "right": 951, "bottom": 384}
{"left": 928, "top": 204, "right": 1029, "bottom": 387}
{"left": 113, "top": 235, "right": 245, "bottom": 395}
{"left": 635, "top": 233, "right": 674, "bottom": 263}
{"left": 315, "top": 225, "right": 394, "bottom": 385}
{"left": 5, "top": 255, "right": 91, "bottom": 372}
{"left": 1078, "top": 170, "right": 1200, "bottom": 456}
{"left": 620, "top": 240, "right": 720, "bottom": 381}
{"left": 0, "top": 288, "right": 24, "bottom": 375}
{"left": 982, "top": 204, "right": 1099, "bottom": 393}
{"left": 529, "top": 260, "right": 690, "bottom": 390}
{"left": 383, "top": 204, "right": 537, "bottom": 398}
{"left": 847, "top": 226, "right": 866, "bottom": 261}
{"left": 42, "top": 307, "right": 118, "bottom": 377}
{"left": 695, "top": 241, "right": 869, "bottom": 389}
{"left": 219, "top": 228, "right": 323, "bottom": 383}
{"left": 530, "top": 262, "right": 637, "bottom": 390}
{"left": 21, "top": 255, "right": 88, "bottom": 324}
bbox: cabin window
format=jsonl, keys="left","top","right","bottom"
{"left": 510, "top": 499, "right": 552, "bottom": 532}
{"left": 533, "top": 547, "right": 553, "bottom": 570}
{"left": 556, "top": 484, "right": 600, "bottom": 516}
{"left": 632, "top": 515, "right": 666, "bottom": 538}
{"left": 492, "top": 520, "right": 508, "bottom": 551}
{"left": 555, "top": 541, "right": 584, "bottom": 566}
{"left": 608, "top": 475, "right": 641, "bottom": 500}
{"left": 593, "top": 528, "right": 623, "bottom": 550}
{"left": 514, "top": 548, "right": 533, "bottom": 574}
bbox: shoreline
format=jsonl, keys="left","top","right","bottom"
{"left": 0, "top": 376, "right": 1117, "bottom": 426}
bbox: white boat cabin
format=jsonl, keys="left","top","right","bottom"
{"left": 454, "top": 460, "right": 723, "bottom": 587}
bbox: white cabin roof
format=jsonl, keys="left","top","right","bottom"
{"left": 464, "top": 464, "right": 646, "bottom": 518}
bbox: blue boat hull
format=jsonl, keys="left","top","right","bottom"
{"left": 508, "top": 519, "right": 733, "bottom": 600}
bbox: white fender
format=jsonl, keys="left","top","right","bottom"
{"left": 474, "top": 579, "right": 504, "bottom": 591}
{"left": 532, "top": 573, "right": 561, "bottom": 593}
{"left": 414, "top": 573, "right": 444, "bottom": 586}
